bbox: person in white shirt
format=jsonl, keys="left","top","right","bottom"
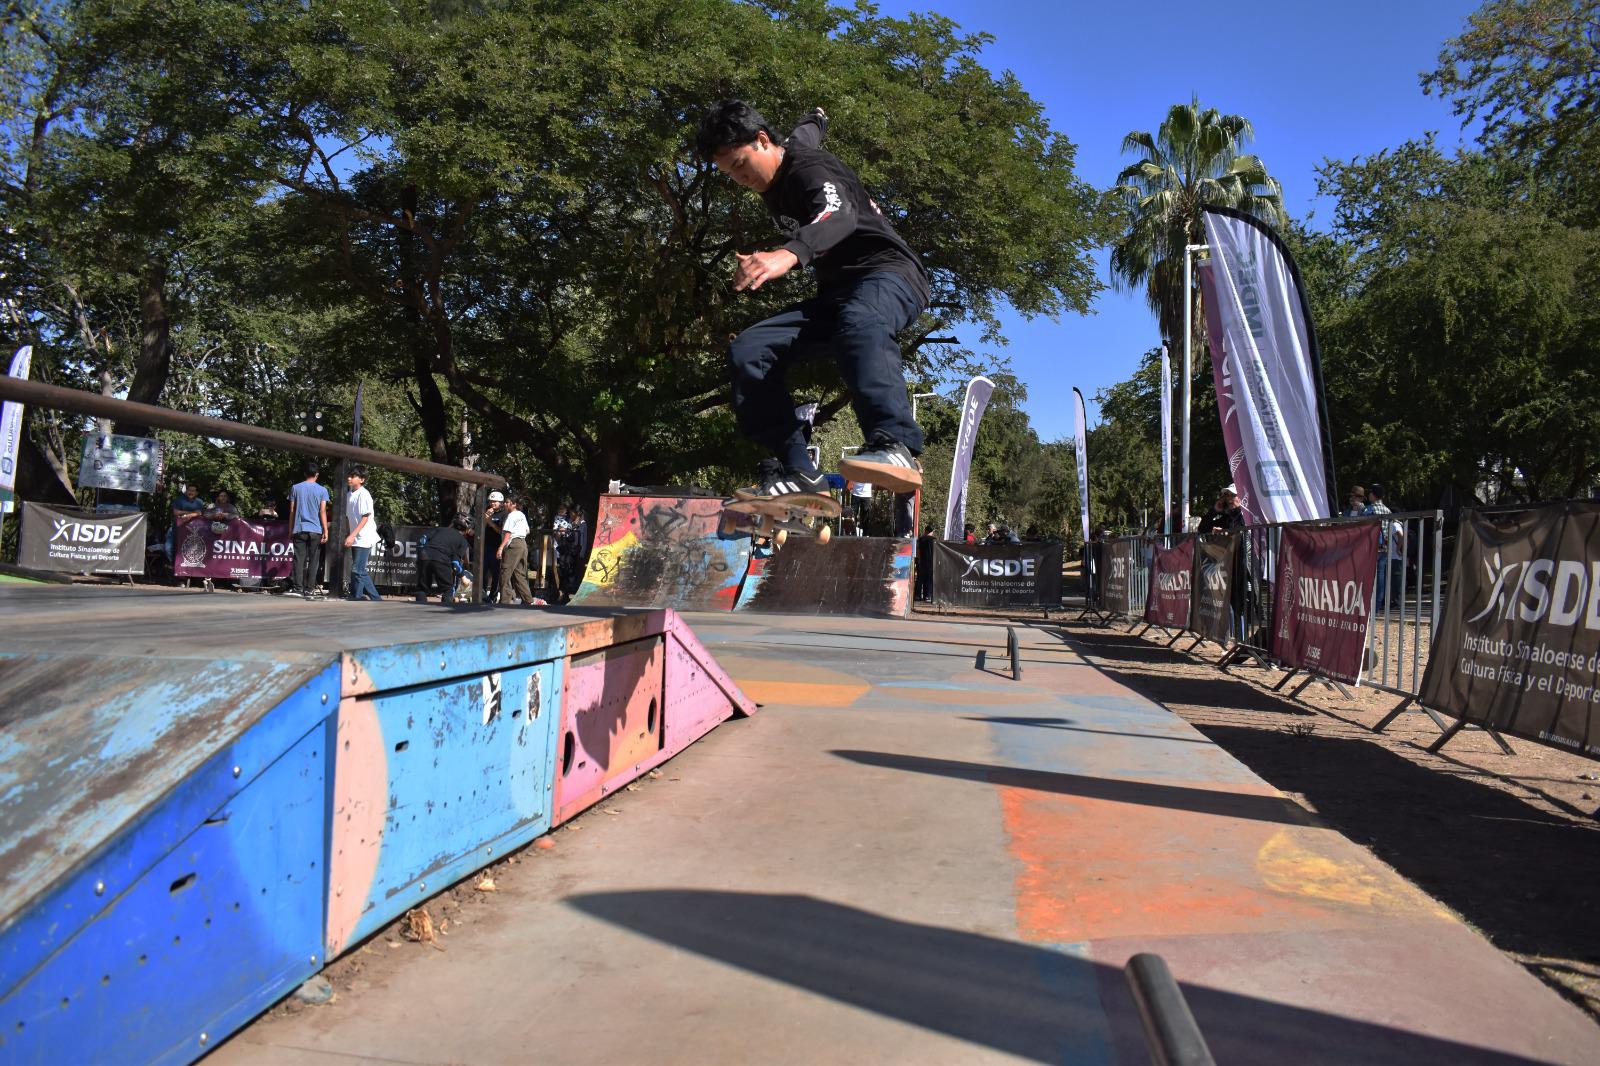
{"left": 343, "top": 465, "right": 382, "bottom": 601}
{"left": 497, "top": 495, "right": 537, "bottom": 607}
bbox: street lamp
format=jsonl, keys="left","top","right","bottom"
{"left": 911, "top": 391, "right": 937, "bottom": 421}
{"left": 1182, "top": 242, "right": 1209, "bottom": 532}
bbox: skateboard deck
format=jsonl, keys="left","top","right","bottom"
{"left": 726, "top": 492, "right": 840, "bottom": 546}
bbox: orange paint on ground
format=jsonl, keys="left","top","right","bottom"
{"left": 736, "top": 679, "right": 868, "bottom": 708}
{"left": 1000, "top": 783, "right": 1446, "bottom": 943}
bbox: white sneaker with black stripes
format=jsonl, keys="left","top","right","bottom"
{"left": 838, "top": 434, "right": 922, "bottom": 494}
{"left": 740, "top": 458, "right": 828, "bottom": 499}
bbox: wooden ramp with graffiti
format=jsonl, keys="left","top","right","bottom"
{"left": 734, "top": 537, "right": 914, "bottom": 619}
{"left": 570, "top": 494, "right": 751, "bottom": 613}
{"left": 0, "top": 586, "right": 751, "bottom": 1066}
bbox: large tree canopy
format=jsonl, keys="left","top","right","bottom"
{"left": 3, "top": 0, "right": 1113, "bottom": 526}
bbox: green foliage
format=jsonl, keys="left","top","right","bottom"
{"left": 1109, "top": 97, "right": 1288, "bottom": 348}
{"left": 2, "top": 0, "right": 1110, "bottom": 531}
{"left": 0, "top": 0, "right": 1110, "bottom": 527}
{"left": 1315, "top": 139, "right": 1600, "bottom": 501}
{"left": 1422, "top": 0, "right": 1600, "bottom": 225}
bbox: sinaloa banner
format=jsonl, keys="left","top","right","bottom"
{"left": 1191, "top": 534, "right": 1237, "bottom": 645}
{"left": 1419, "top": 503, "right": 1600, "bottom": 758}
{"left": 19, "top": 502, "right": 146, "bottom": 574}
{"left": 1101, "top": 537, "right": 1136, "bottom": 618}
{"left": 1271, "top": 522, "right": 1378, "bottom": 684}
{"left": 1144, "top": 536, "right": 1193, "bottom": 629}
{"left": 174, "top": 516, "right": 293, "bottom": 580}
{"left": 931, "top": 541, "right": 1063, "bottom": 608}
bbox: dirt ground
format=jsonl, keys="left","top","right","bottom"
{"left": 997, "top": 605, "right": 1600, "bottom": 1024}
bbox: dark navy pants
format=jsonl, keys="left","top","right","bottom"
{"left": 729, "top": 272, "right": 925, "bottom": 470}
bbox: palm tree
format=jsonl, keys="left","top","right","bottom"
{"left": 1110, "top": 98, "right": 1288, "bottom": 348}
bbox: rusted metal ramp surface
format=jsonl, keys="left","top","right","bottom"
{"left": 0, "top": 586, "right": 751, "bottom": 1066}
{"left": 734, "top": 536, "right": 914, "bottom": 618}
{"left": 570, "top": 494, "right": 750, "bottom": 612}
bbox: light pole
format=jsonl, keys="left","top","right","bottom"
{"left": 911, "top": 391, "right": 937, "bottom": 421}
{"left": 1182, "top": 243, "right": 1208, "bottom": 533}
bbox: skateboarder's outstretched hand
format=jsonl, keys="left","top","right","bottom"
{"left": 734, "top": 249, "right": 798, "bottom": 292}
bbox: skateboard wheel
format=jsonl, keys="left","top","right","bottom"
{"left": 775, "top": 529, "right": 788, "bottom": 548}
{"left": 818, "top": 524, "right": 831, "bottom": 544}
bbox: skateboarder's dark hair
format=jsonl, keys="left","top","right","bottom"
{"left": 695, "top": 100, "right": 772, "bottom": 160}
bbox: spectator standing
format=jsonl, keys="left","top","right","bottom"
{"left": 915, "top": 525, "right": 937, "bottom": 601}
{"left": 1364, "top": 483, "right": 1405, "bottom": 609}
{"left": 287, "top": 463, "right": 330, "bottom": 597}
{"left": 847, "top": 479, "right": 872, "bottom": 535}
{"left": 343, "top": 465, "right": 381, "bottom": 601}
{"left": 1343, "top": 485, "right": 1367, "bottom": 517}
{"left": 1198, "top": 485, "right": 1246, "bottom": 536}
{"left": 497, "top": 495, "right": 537, "bottom": 607}
{"left": 168, "top": 483, "right": 206, "bottom": 563}
{"left": 962, "top": 523, "right": 976, "bottom": 544}
{"left": 483, "top": 491, "right": 506, "bottom": 603}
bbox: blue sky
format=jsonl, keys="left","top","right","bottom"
{"left": 872, "top": 0, "right": 1485, "bottom": 441}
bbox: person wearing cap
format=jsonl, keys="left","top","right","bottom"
{"left": 1198, "top": 485, "right": 1245, "bottom": 535}
{"left": 415, "top": 514, "right": 473, "bottom": 604}
{"left": 483, "top": 491, "right": 506, "bottom": 603}
{"left": 1344, "top": 485, "right": 1367, "bottom": 518}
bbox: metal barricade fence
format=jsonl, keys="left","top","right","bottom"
{"left": 1092, "top": 512, "right": 1446, "bottom": 700}
{"left": 1228, "top": 510, "right": 1444, "bottom": 698}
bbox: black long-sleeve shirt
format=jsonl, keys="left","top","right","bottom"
{"left": 760, "top": 127, "right": 930, "bottom": 304}
{"left": 418, "top": 526, "right": 470, "bottom": 566}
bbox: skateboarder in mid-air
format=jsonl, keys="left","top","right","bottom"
{"left": 696, "top": 100, "right": 931, "bottom": 499}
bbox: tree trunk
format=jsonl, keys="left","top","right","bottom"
{"left": 116, "top": 258, "right": 172, "bottom": 437}
{"left": 398, "top": 185, "right": 458, "bottom": 523}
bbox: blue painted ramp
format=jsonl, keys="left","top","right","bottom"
{"left": 0, "top": 586, "right": 750, "bottom": 1065}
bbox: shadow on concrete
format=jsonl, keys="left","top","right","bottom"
{"left": 567, "top": 889, "right": 1556, "bottom": 1066}
{"left": 832, "top": 749, "right": 1314, "bottom": 827}
{"left": 1199, "top": 724, "right": 1600, "bottom": 987}
{"left": 1052, "top": 622, "right": 1600, "bottom": 1019}
{"left": 960, "top": 714, "right": 1213, "bottom": 744}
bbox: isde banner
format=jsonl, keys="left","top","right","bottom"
{"left": 1418, "top": 503, "right": 1600, "bottom": 758}
{"left": 1190, "top": 534, "right": 1238, "bottom": 645}
{"left": 19, "top": 502, "right": 147, "bottom": 575}
{"left": 931, "top": 541, "right": 1062, "bottom": 608}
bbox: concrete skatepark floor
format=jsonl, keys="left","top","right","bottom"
{"left": 212, "top": 610, "right": 1600, "bottom": 1065}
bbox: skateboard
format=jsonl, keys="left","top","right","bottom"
{"left": 725, "top": 491, "right": 840, "bottom": 546}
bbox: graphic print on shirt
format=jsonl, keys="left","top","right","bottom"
{"left": 809, "top": 181, "right": 843, "bottom": 225}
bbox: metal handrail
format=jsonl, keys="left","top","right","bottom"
{"left": 0, "top": 377, "right": 507, "bottom": 603}
{"left": 1124, "top": 953, "right": 1216, "bottom": 1066}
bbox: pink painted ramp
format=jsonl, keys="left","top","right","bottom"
{"left": 552, "top": 609, "right": 752, "bottom": 825}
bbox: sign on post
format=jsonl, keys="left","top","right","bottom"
{"left": 77, "top": 434, "right": 165, "bottom": 493}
